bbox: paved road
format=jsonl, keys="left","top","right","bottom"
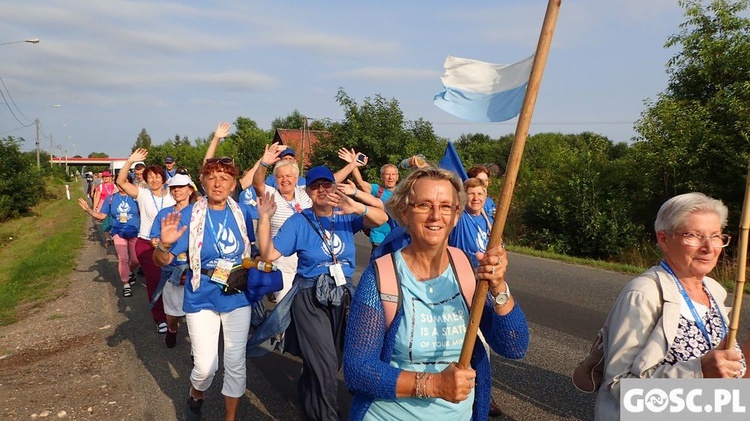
{"left": 84, "top": 194, "right": 750, "bottom": 420}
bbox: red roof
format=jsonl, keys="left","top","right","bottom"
{"left": 273, "top": 129, "right": 330, "bottom": 167}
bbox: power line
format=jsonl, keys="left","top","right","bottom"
{"left": 0, "top": 74, "right": 33, "bottom": 125}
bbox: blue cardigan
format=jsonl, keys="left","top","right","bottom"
{"left": 343, "top": 265, "right": 530, "bottom": 421}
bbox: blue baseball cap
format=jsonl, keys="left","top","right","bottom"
{"left": 305, "top": 166, "right": 335, "bottom": 185}
{"left": 165, "top": 155, "right": 175, "bottom": 164}
{"left": 279, "top": 148, "right": 295, "bottom": 158}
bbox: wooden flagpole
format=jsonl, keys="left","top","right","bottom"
{"left": 725, "top": 160, "right": 750, "bottom": 349}
{"left": 458, "top": 0, "right": 562, "bottom": 369}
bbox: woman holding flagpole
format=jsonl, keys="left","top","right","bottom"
{"left": 343, "top": 167, "right": 528, "bottom": 421}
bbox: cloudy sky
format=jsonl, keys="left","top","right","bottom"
{"left": 1, "top": 0, "right": 684, "bottom": 158}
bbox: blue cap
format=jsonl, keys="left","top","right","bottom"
{"left": 165, "top": 155, "right": 175, "bottom": 164}
{"left": 305, "top": 166, "right": 335, "bottom": 185}
{"left": 279, "top": 147, "right": 295, "bottom": 158}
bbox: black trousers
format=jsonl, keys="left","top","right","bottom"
{"left": 291, "top": 287, "right": 347, "bottom": 421}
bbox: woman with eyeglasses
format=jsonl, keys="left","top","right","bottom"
{"left": 594, "top": 192, "right": 746, "bottom": 420}
{"left": 154, "top": 156, "right": 256, "bottom": 421}
{"left": 117, "top": 148, "right": 176, "bottom": 334}
{"left": 252, "top": 143, "right": 313, "bottom": 302}
{"left": 343, "top": 167, "right": 529, "bottom": 421}
{"left": 253, "top": 165, "right": 387, "bottom": 421}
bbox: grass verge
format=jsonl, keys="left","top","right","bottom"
{"left": 0, "top": 179, "right": 87, "bottom": 325}
{"left": 506, "top": 244, "right": 647, "bottom": 275}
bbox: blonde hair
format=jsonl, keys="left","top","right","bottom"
{"left": 273, "top": 160, "right": 300, "bottom": 178}
{"left": 385, "top": 167, "right": 465, "bottom": 227}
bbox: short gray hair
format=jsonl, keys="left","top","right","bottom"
{"left": 385, "top": 167, "right": 465, "bottom": 228}
{"left": 654, "top": 192, "right": 728, "bottom": 233}
{"left": 273, "top": 160, "right": 300, "bottom": 178}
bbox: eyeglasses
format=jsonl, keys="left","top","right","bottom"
{"left": 670, "top": 232, "right": 732, "bottom": 248}
{"left": 408, "top": 202, "right": 459, "bottom": 215}
{"left": 308, "top": 181, "right": 334, "bottom": 191}
{"left": 206, "top": 157, "right": 235, "bottom": 166}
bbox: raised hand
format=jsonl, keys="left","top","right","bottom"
{"left": 337, "top": 147, "right": 356, "bottom": 164}
{"left": 214, "top": 122, "right": 232, "bottom": 139}
{"left": 130, "top": 148, "right": 148, "bottom": 162}
{"left": 337, "top": 179, "right": 357, "bottom": 196}
{"left": 261, "top": 142, "right": 284, "bottom": 166}
{"left": 77, "top": 198, "right": 90, "bottom": 212}
{"left": 331, "top": 189, "right": 362, "bottom": 215}
{"left": 257, "top": 191, "right": 277, "bottom": 219}
{"left": 160, "top": 212, "right": 187, "bottom": 247}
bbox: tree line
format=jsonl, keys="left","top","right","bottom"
{"left": 6, "top": 0, "right": 748, "bottom": 270}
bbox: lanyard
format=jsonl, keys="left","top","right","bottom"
{"left": 303, "top": 210, "right": 338, "bottom": 263}
{"left": 660, "top": 260, "right": 726, "bottom": 346}
{"left": 150, "top": 191, "right": 165, "bottom": 213}
{"left": 206, "top": 207, "right": 230, "bottom": 258}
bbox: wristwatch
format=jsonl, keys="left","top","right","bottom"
{"left": 491, "top": 283, "right": 511, "bottom": 308}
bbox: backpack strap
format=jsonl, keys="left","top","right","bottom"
{"left": 447, "top": 246, "right": 475, "bottom": 308}
{"left": 374, "top": 253, "right": 401, "bottom": 330}
{"left": 375, "top": 247, "right": 476, "bottom": 331}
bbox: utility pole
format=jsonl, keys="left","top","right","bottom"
{"left": 35, "top": 118, "right": 40, "bottom": 169}
{"left": 302, "top": 115, "right": 308, "bottom": 175}
{"left": 49, "top": 135, "right": 54, "bottom": 167}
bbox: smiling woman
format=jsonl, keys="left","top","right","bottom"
{"left": 595, "top": 192, "right": 746, "bottom": 421}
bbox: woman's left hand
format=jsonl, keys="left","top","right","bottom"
{"left": 475, "top": 243, "right": 508, "bottom": 296}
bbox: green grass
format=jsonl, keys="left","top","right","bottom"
{"left": 506, "top": 244, "right": 647, "bottom": 275}
{"left": 0, "top": 178, "right": 87, "bottom": 325}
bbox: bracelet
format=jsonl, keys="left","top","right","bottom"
{"left": 353, "top": 189, "right": 358, "bottom": 197}
{"left": 259, "top": 161, "right": 270, "bottom": 169}
{"left": 414, "top": 372, "right": 431, "bottom": 399}
{"left": 157, "top": 242, "right": 172, "bottom": 253}
{"left": 360, "top": 205, "right": 368, "bottom": 217}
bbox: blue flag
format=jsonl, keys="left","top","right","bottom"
{"left": 433, "top": 55, "right": 534, "bottom": 122}
{"left": 439, "top": 141, "right": 468, "bottom": 182}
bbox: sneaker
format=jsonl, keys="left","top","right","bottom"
{"left": 157, "top": 322, "right": 168, "bottom": 334}
{"left": 165, "top": 329, "right": 178, "bottom": 348}
{"left": 122, "top": 284, "right": 132, "bottom": 297}
{"left": 128, "top": 271, "right": 136, "bottom": 285}
{"left": 184, "top": 396, "right": 203, "bottom": 421}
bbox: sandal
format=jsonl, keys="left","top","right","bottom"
{"left": 157, "top": 322, "right": 168, "bottom": 334}
{"left": 122, "top": 284, "right": 132, "bottom": 297}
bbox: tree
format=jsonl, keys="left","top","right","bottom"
{"left": 132, "top": 128, "right": 152, "bottom": 152}
{"left": 634, "top": 0, "right": 750, "bottom": 223}
{"left": 88, "top": 152, "right": 109, "bottom": 158}
{"left": 271, "top": 110, "right": 328, "bottom": 131}
{"left": 311, "top": 88, "right": 445, "bottom": 181}
{"left": 0, "top": 137, "right": 43, "bottom": 220}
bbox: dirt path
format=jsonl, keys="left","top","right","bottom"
{"left": 0, "top": 221, "right": 175, "bottom": 420}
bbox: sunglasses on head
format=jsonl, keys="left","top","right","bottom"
{"left": 176, "top": 167, "right": 190, "bottom": 175}
{"left": 206, "top": 157, "right": 235, "bottom": 165}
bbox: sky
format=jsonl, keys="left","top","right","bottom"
{"left": 1, "top": 0, "right": 685, "bottom": 159}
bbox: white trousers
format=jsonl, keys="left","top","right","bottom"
{"left": 185, "top": 306, "right": 251, "bottom": 398}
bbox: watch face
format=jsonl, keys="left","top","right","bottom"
{"left": 495, "top": 293, "right": 510, "bottom": 306}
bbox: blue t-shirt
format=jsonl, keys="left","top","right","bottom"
{"left": 368, "top": 184, "right": 393, "bottom": 244}
{"left": 100, "top": 193, "right": 140, "bottom": 238}
{"left": 484, "top": 197, "right": 496, "bottom": 219}
{"left": 239, "top": 186, "right": 259, "bottom": 220}
{"left": 170, "top": 203, "right": 256, "bottom": 313}
{"left": 366, "top": 250, "right": 473, "bottom": 420}
{"left": 448, "top": 211, "right": 493, "bottom": 256}
{"left": 273, "top": 209, "right": 363, "bottom": 279}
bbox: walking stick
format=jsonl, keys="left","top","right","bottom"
{"left": 725, "top": 160, "right": 750, "bottom": 349}
{"left": 458, "top": 0, "right": 561, "bottom": 369}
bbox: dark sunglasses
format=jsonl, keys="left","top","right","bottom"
{"left": 206, "top": 157, "right": 235, "bottom": 165}
{"left": 176, "top": 167, "right": 190, "bottom": 175}
{"left": 308, "top": 181, "right": 334, "bottom": 190}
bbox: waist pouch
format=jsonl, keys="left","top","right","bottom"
{"left": 201, "top": 266, "right": 248, "bottom": 294}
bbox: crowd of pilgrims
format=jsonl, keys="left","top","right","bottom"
{"left": 78, "top": 122, "right": 529, "bottom": 421}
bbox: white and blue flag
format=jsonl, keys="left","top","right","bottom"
{"left": 433, "top": 54, "right": 534, "bottom": 122}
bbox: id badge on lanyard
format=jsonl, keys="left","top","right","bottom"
{"left": 329, "top": 263, "right": 346, "bottom": 286}
{"left": 119, "top": 212, "right": 128, "bottom": 223}
{"left": 210, "top": 258, "right": 233, "bottom": 286}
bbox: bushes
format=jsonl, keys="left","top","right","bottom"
{"left": 0, "top": 137, "right": 44, "bottom": 221}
